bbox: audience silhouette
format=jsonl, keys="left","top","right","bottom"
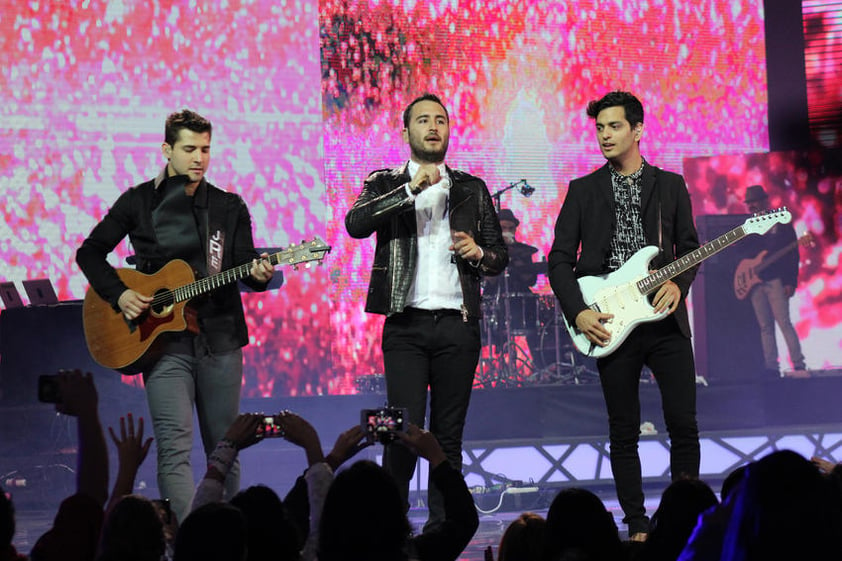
{"left": 542, "top": 487, "right": 626, "bottom": 561}
{"left": 490, "top": 512, "right": 546, "bottom": 561}
{"left": 96, "top": 495, "right": 165, "bottom": 561}
{"left": 635, "top": 479, "right": 718, "bottom": 561}
{"left": 9, "top": 372, "right": 842, "bottom": 561}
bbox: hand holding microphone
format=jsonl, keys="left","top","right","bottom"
{"left": 409, "top": 163, "right": 442, "bottom": 194}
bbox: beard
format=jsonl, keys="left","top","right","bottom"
{"left": 409, "top": 137, "right": 448, "bottom": 163}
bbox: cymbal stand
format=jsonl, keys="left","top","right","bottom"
{"left": 532, "top": 298, "right": 596, "bottom": 385}
{"left": 477, "top": 283, "right": 503, "bottom": 388}
{"left": 498, "top": 269, "right": 533, "bottom": 385}
{"left": 478, "top": 178, "right": 536, "bottom": 387}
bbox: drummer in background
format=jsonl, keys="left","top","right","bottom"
{"left": 483, "top": 209, "right": 543, "bottom": 353}
{"left": 484, "top": 208, "right": 541, "bottom": 296}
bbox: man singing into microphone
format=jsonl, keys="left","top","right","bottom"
{"left": 345, "top": 93, "right": 508, "bottom": 530}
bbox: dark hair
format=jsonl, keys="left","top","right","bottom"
{"left": 498, "top": 512, "right": 545, "bottom": 561}
{"left": 164, "top": 109, "right": 212, "bottom": 146}
{"left": 231, "top": 484, "right": 301, "bottom": 561}
{"left": 318, "top": 460, "right": 412, "bottom": 561}
{"left": 402, "top": 93, "right": 449, "bottom": 129}
{"left": 97, "top": 495, "right": 165, "bottom": 561}
{"left": 720, "top": 464, "right": 748, "bottom": 502}
{"left": 543, "top": 487, "right": 623, "bottom": 561}
{"left": 586, "top": 91, "right": 644, "bottom": 128}
{"left": 643, "top": 479, "right": 718, "bottom": 561}
{"left": 723, "top": 450, "right": 842, "bottom": 559}
{"left": 174, "top": 502, "right": 247, "bottom": 561}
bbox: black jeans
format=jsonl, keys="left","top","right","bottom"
{"left": 381, "top": 308, "right": 481, "bottom": 529}
{"left": 596, "top": 317, "right": 700, "bottom": 535}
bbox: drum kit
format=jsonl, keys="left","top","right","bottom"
{"left": 476, "top": 266, "right": 599, "bottom": 388}
{"left": 475, "top": 180, "right": 598, "bottom": 388}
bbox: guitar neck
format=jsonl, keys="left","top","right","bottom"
{"left": 637, "top": 224, "right": 752, "bottom": 295}
{"left": 755, "top": 238, "right": 800, "bottom": 275}
{"left": 171, "top": 253, "right": 287, "bottom": 303}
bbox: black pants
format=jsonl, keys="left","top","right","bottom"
{"left": 381, "top": 308, "right": 480, "bottom": 529}
{"left": 596, "top": 316, "right": 700, "bottom": 535}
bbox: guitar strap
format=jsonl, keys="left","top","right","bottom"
{"left": 207, "top": 225, "right": 225, "bottom": 276}
{"left": 654, "top": 167, "right": 663, "bottom": 257}
{"left": 204, "top": 191, "right": 225, "bottom": 276}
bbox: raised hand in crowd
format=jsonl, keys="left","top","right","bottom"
{"left": 811, "top": 455, "right": 838, "bottom": 475}
{"left": 191, "top": 413, "right": 264, "bottom": 512}
{"left": 275, "top": 411, "right": 325, "bottom": 466}
{"left": 55, "top": 370, "right": 109, "bottom": 508}
{"left": 223, "top": 413, "right": 265, "bottom": 452}
{"left": 104, "top": 413, "right": 154, "bottom": 515}
{"left": 324, "top": 424, "right": 370, "bottom": 471}
{"left": 282, "top": 422, "right": 370, "bottom": 556}
{"left": 396, "top": 423, "right": 448, "bottom": 468}
{"left": 30, "top": 370, "right": 109, "bottom": 561}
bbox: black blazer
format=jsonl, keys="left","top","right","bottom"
{"left": 548, "top": 163, "right": 700, "bottom": 338}
{"left": 76, "top": 173, "right": 269, "bottom": 353}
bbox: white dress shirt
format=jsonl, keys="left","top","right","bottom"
{"left": 405, "top": 160, "right": 463, "bottom": 310}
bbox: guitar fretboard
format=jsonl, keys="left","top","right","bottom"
{"left": 637, "top": 227, "right": 748, "bottom": 295}
{"left": 149, "top": 239, "right": 328, "bottom": 308}
{"left": 169, "top": 253, "right": 286, "bottom": 303}
{"left": 635, "top": 209, "right": 789, "bottom": 295}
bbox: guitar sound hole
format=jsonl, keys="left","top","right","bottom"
{"left": 151, "top": 289, "right": 175, "bottom": 316}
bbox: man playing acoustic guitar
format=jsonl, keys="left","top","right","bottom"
{"left": 741, "top": 184, "right": 807, "bottom": 375}
{"left": 76, "top": 109, "right": 275, "bottom": 523}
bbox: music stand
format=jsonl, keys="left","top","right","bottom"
{"left": 22, "top": 279, "right": 59, "bottom": 306}
{"left": 0, "top": 282, "right": 24, "bottom": 309}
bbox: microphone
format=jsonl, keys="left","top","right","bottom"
{"left": 518, "top": 179, "right": 535, "bottom": 197}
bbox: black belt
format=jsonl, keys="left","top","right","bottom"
{"left": 402, "top": 307, "right": 468, "bottom": 323}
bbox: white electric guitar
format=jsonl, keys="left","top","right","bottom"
{"left": 564, "top": 209, "right": 792, "bottom": 358}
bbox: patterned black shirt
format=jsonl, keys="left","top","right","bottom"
{"left": 605, "top": 160, "right": 647, "bottom": 272}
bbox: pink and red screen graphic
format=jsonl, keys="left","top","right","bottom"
{"left": 803, "top": 0, "right": 842, "bottom": 148}
{"left": 5, "top": 0, "right": 831, "bottom": 397}
{"left": 684, "top": 150, "right": 842, "bottom": 371}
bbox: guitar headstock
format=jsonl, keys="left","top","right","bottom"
{"left": 743, "top": 208, "right": 792, "bottom": 236}
{"left": 275, "top": 237, "right": 331, "bottom": 269}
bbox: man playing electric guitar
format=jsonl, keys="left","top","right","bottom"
{"left": 76, "top": 109, "right": 276, "bottom": 524}
{"left": 548, "top": 91, "right": 700, "bottom": 540}
{"left": 742, "top": 184, "right": 807, "bottom": 374}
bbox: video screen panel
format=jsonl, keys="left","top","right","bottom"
{"left": 684, "top": 149, "right": 842, "bottom": 371}
{"left": 1, "top": 1, "right": 770, "bottom": 395}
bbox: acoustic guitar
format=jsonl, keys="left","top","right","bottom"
{"left": 83, "top": 237, "right": 330, "bottom": 375}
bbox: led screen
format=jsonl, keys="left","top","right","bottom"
{"left": 1, "top": 1, "right": 778, "bottom": 396}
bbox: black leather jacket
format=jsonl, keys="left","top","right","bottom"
{"left": 345, "top": 163, "right": 508, "bottom": 318}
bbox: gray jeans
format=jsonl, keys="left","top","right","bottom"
{"left": 750, "top": 278, "right": 806, "bottom": 371}
{"left": 143, "top": 339, "right": 243, "bottom": 524}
